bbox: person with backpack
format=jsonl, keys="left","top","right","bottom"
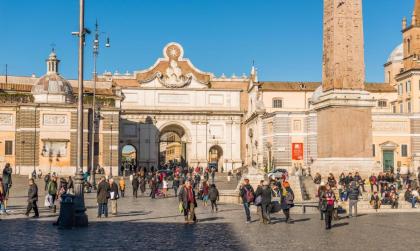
{"left": 255, "top": 180, "right": 275, "bottom": 224}
{"left": 208, "top": 184, "right": 219, "bottom": 212}
{"left": 239, "top": 178, "right": 255, "bottom": 223}
{"left": 280, "top": 181, "right": 295, "bottom": 224}
{"left": 47, "top": 176, "right": 58, "bottom": 213}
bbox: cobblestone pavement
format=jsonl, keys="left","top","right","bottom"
{"left": 1, "top": 176, "right": 420, "bottom": 251}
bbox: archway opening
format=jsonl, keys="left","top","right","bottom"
{"left": 159, "top": 124, "right": 187, "bottom": 169}
{"left": 122, "top": 144, "right": 137, "bottom": 174}
{"left": 209, "top": 145, "right": 223, "bottom": 172}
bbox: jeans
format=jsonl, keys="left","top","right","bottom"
{"left": 98, "top": 203, "right": 108, "bottom": 217}
{"left": 411, "top": 197, "right": 417, "bottom": 208}
{"left": 349, "top": 200, "right": 358, "bottom": 217}
{"left": 174, "top": 187, "right": 178, "bottom": 197}
{"left": 370, "top": 184, "right": 379, "bottom": 193}
{"left": 243, "top": 202, "right": 251, "bottom": 221}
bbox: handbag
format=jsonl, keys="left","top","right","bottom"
{"left": 178, "top": 202, "right": 184, "bottom": 214}
{"left": 270, "top": 201, "right": 282, "bottom": 213}
{"left": 44, "top": 194, "right": 52, "bottom": 207}
{"left": 320, "top": 200, "right": 328, "bottom": 212}
{"left": 254, "top": 195, "right": 262, "bottom": 206}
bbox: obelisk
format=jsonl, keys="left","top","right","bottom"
{"left": 312, "top": 0, "right": 378, "bottom": 177}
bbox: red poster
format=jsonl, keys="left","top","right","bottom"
{"left": 292, "top": 143, "right": 304, "bottom": 160}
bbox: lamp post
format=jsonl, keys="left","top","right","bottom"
{"left": 72, "top": 0, "right": 88, "bottom": 227}
{"left": 110, "top": 121, "right": 113, "bottom": 177}
{"left": 90, "top": 21, "right": 110, "bottom": 190}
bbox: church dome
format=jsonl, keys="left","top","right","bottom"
{"left": 31, "top": 51, "right": 74, "bottom": 104}
{"left": 387, "top": 44, "right": 403, "bottom": 63}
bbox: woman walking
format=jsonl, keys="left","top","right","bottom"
{"left": 255, "top": 181, "right": 274, "bottom": 224}
{"left": 322, "top": 184, "right": 336, "bottom": 230}
{"left": 280, "top": 181, "right": 294, "bottom": 224}
{"left": 201, "top": 181, "right": 210, "bottom": 207}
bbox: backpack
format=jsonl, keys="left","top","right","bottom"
{"left": 244, "top": 187, "right": 254, "bottom": 203}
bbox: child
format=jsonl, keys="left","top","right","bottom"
{"left": 208, "top": 184, "right": 219, "bottom": 212}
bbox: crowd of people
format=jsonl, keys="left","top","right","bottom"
{"left": 313, "top": 169, "right": 420, "bottom": 219}
{"left": 238, "top": 176, "right": 295, "bottom": 225}
{"left": 2, "top": 161, "right": 420, "bottom": 229}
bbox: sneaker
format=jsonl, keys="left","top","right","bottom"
{"left": 32, "top": 215, "right": 39, "bottom": 218}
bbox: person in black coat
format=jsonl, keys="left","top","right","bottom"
{"left": 97, "top": 176, "right": 110, "bottom": 218}
{"left": 255, "top": 181, "right": 275, "bottom": 224}
{"left": 208, "top": 184, "right": 220, "bottom": 212}
{"left": 132, "top": 175, "right": 139, "bottom": 198}
{"left": 25, "top": 178, "right": 39, "bottom": 218}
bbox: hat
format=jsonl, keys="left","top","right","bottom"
{"left": 283, "top": 181, "right": 290, "bottom": 188}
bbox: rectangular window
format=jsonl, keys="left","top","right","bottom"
{"left": 94, "top": 142, "right": 99, "bottom": 156}
{"left": 398, "top": 83, "right": 403, "bottom": 95}
{"left": 273, "top": 99, "right": 283, "bottom": 108}
{"left": 402, "top": 144, "right": 408, "bottom": 157}
{"left": 408, "top": 101, "right": 412, "bottom": 113}
{"left": 372, "top": 144, "right": 375, "bottom": 157}
{"left": 392, "top": 105, "right": 396, "bottom": 113}
{"left": 378, "top": 100, "right": 387, "bottom": 108}
{"left": 400, "top": 103, "right": 403, "bottom": 113}
{"left": 407, "top": 81, "right": 411, "bottom": 94}
{"left": 5, "top": 140, "right": 12, "bottom": 155}
{"left": 293, "top": 120, "right": 302, "bottom": 132}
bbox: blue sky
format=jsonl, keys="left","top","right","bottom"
{"left": 0, "top": 0, "right": 414, "bottom": 82}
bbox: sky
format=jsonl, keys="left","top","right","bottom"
{"left": 0, "top": 0, "right": 414, "bottom": 83}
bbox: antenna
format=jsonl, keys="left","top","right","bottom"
{"left": 50, "top": 43, "right": 56, "bottom": 52}
{"left": 5, "top": 64, "right": 8, "bottom": 84}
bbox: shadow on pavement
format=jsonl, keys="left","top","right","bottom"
{"left": 0, "top": 218, "right": 247, "bottom": 251}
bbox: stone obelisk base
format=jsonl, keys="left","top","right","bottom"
{"left": 312, "top": 89, "right": 377, "bottom": 178}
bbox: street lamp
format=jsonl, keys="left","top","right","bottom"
{"left": 110, "top": 121, "right": 113, "bottom": 177}
{"left": 71, "top": 0, "right": 88, "bottom": 227}
{"left": 90, "top": 20, "right": 110, "bottom": 190}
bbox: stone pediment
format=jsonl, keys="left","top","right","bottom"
{"left": 379, "top": 141, "right": 399, "bottom": 150}
{"left": 135, "top": 42, "right": 212, "bottom": 88}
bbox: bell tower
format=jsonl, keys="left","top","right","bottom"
{"left": 403, "top": 0, "right": 420, "bottom": 71}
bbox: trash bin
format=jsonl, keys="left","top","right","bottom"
{"left": 58, "top": 194, "right": 75, "bottom": 229}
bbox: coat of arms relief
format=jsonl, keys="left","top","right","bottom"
{"left": 158, "top": 59, "right": 193, "bottom": 88}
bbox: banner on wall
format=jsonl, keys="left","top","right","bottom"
{"left": 292, "top": 143, "right": 304, "bottom": 160}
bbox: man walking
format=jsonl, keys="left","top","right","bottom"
{"left": 348, "top": 181, "right": 361, "bottom": 217}
{"left": 25, "top": 178, "right": 39, "bottom": 218}
{"left": 109, "top": 178, "right": 119, "bottom": 216}
{"left": 97, "top": 176, "right": 110, "bottom": 218}
{"left": 178, "top": 180, "right": 197, "bottom": 224}
{"left": 132, "top": 174, "right": 139, "bottom": 198}
{"left": 239, "top": 178, "right": 255, "bottom": 223}
{"left": 2, "top": 163, "right": 12, "bottom": 214}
